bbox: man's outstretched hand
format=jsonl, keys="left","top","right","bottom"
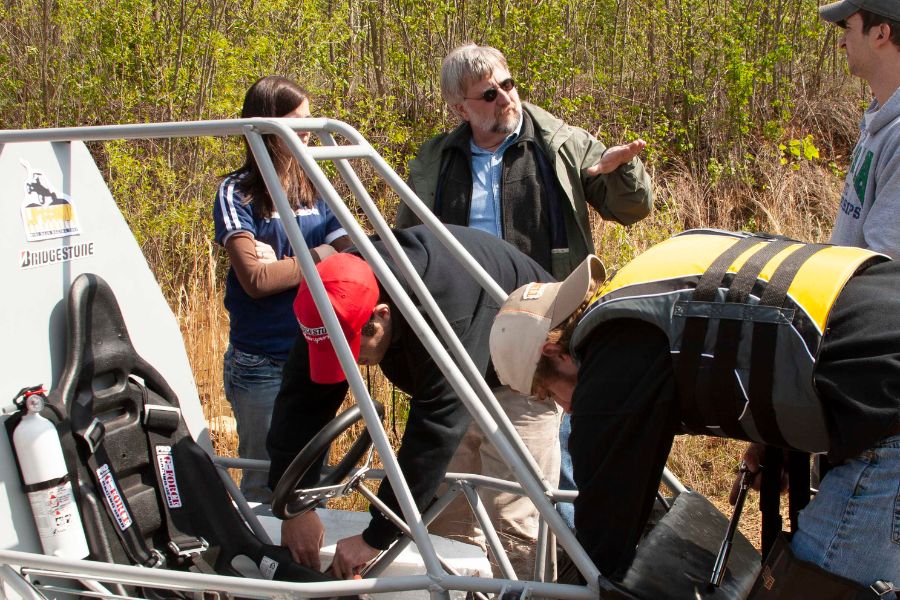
{"left": 584, "top": 139, "right": 647, "bottom": 177}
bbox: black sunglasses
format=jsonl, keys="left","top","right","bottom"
{"left": 464, "top": 78, "right": 516, "bottom": 102}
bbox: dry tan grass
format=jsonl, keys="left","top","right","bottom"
{"left": 172, "top": 237, "right": 239, "bottom": 480}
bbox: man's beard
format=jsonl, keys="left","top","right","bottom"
{"left": 470, "top": 102, "right": 521, "bottom": 136}
{"left": 533, "top": 353, "right": 561, "bottom": 394}
{"left": 493, "top": 103, "right": 521, "bottom": 134}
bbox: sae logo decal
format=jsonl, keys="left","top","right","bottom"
{"left": 20, "top": 160, "right": 82, "bottom": 241}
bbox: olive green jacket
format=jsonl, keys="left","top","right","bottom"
{"left": 397, "top": 102, "right": 653, "bottom": 278}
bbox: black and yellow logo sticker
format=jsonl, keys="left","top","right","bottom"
{"left": 20, "top": 162, "right": 82, "bottom": 241}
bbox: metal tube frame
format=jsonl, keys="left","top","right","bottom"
{"left": 0, "top": 118, "right": 686, "bottom": 600}
{"left": 364, "top": 484, "right": 463, "bottom": 578}
{"left": 244, "top": 118, "right": 599, "bottom": 588}
{"left": 352, "top": 483, "right": 489, "bottom": 599}
{"left": 460, "top": 485, "right": 517, "bottom": 581}
{"left": 0, "top": 549, "right": 598, "bottom": 600}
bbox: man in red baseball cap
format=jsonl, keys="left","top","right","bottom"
{"left": 267, "top": 224, "right": 557, "bottom": 579}
{"left": 293, "top": 253, "right": 382, "bottom": 385}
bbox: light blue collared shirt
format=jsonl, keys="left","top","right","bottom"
{"left": 468, "top": 114, "right": 524, "bottom": 237}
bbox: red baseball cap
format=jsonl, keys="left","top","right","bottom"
{"left": 293, "top": 253, "right": 380, "bottom": 384}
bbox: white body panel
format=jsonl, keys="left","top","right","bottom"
{"left": 252, "top": 508, "right": 492, "bottom": 599}
{"left": 0, "top": 141, "right": 209, "bottom": 555}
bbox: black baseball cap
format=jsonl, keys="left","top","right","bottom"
{"left": 819, "top": 0, "right": 900, "bottom": 23}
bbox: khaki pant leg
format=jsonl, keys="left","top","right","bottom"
{"left": 479, "top": 387, "right": 561, "bottom": 578}
{"left": 428, "top": 388, "right": 561, "bottom": 578}
{"left": 428, "top": 421, "right": 485, "bottom": 550}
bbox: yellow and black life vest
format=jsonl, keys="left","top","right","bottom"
{"left": 571, "top": 229, "right": 888, "bottom": 453}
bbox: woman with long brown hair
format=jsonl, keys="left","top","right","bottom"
{"left": 213, "top": 75, "right": 351, "bottom": 502}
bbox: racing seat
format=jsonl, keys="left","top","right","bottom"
{"left": 621, "top": 490, "right": 759, "bottom": 598}
{"left": 556, "top": 491, "right": 759, "bottom": 599}
{"left": 31, "top": 273, "right": 333, "bottom": 597}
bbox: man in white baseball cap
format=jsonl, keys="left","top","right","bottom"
{"left": 819, "top": 0, "right": 900, "bottom": 258}
{"left": 490, "top": 232, "right": 900, "bottom": 589}
{"left": 489, "top": 254, "right": 604, "bottom": 412}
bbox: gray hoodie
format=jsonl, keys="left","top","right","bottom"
{"left": 830, "top": 88, "right": 900, "bottom": 258}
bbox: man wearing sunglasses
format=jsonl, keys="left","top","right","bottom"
{"left": 399, "top": 43, "right": 652, "bottom": 282}
{"left": 396, "top": 43, "right": 653, "bottom": 572}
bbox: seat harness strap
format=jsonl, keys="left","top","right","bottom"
{"left": 75, "top": 413, "right": 163, "bottom": 568}
{"left": 137, "top": 381, "right": 212, "bottom": 573}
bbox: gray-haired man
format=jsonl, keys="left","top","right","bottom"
{"left": 396, "top": 43, "right": 653, "bottom": 572}
{"left": 398, "top": 43, "right": 652, "bottom": 281}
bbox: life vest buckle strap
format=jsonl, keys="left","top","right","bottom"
{"left": 674, "top": 301, "right": 794, "bottom": 325}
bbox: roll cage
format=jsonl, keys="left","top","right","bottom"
{"left": 0, "top": 117, "right": 693, "bottom": 600}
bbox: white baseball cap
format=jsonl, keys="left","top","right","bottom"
{"left": 489, "top": 255, "right": 606, "bottom": 395}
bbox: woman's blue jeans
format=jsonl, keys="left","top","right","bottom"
{"left": 222, "top": 345, "right": 284, "bottom": 503}
{"left": 792, "top": 433, "right": 900, "bottom": 587}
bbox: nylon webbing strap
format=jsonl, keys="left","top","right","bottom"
{"left": 692, "top": 236, "right": 765, "bottom": 301}
{"left": 76, "top": 417, "right": 162, "bottom": 568}
{"left": 137, "top": 381, "right": 210, "bottom": 570}
{"left": 724, "top": 240, "right": 794, "bottom": 304}
{"left": 710, "top": 240, "right": 794, "bottom": 438}
{"left": 677, "top": 235, "right": 764, "bottom": 431}
{"left": 787, "top": 450, "right": 811, "bottom": 534}
{"left": 748, "top": 244, "right": 827, "bottom": 447}
{"left": 758, "top": 244, "right": 828, "bottom": 307}
{"left": 760, "top": 445, "right": 783, "bottom": 560}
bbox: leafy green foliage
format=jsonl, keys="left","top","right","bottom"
{"left": 0, "top": 0, "right": 863, "bottom": 289}
{"left": 779, "top": 135, "right": 821, "bottom": 170}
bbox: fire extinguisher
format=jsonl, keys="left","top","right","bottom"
{"left": 11, "top": 385, "right": 89, "bottom": 559}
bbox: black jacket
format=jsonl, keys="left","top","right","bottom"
{"left": 267, "top": 225, "right": 552, "bottom": 549}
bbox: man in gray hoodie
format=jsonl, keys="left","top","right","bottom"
{"left": 821, "top": 0, "right": 900, "bottom": 257}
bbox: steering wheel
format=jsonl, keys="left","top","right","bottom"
{"left": 271, "top": 401, "right": 384, "bottom": 520}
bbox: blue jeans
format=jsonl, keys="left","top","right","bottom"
{"left": 791, "top": 433, "right": 900, "bottom": 587}
{"left": 222, "top": 345, "right": 284, "bottom": 503}
{"left": 557, "top": 413, "right": 576, "bottom": 530}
